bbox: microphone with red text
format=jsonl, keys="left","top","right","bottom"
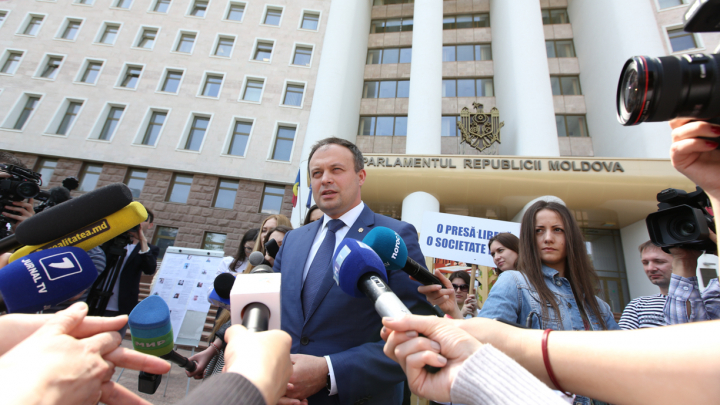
{"left": 363, "top": 227, "right": 443, "bottom": 286}
{"left": 0, "top": 247, "right": 98, "bottom": 313}
{"left": 332, "top": 238, "right": 441, "bottom": 373}
{"left": 229, "top": 258, "right": 281, "bottom": 332}
{"left": 207, "top": 272, "right": 235, "bottom": 311}
{"left": 128, "top": 296, "right": 196, "bottom": 394}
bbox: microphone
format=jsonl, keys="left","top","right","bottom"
{"left": 0, "top": 183, "right": 133, "bottom": 253}
{"left": 363, "top": 227, "right": 443, "bottom": 286}
{"left": 0, "top": 247, "right": 98, "bottom": 313}
{"left": 9, "top": 201, "right": 147, "bottom": 263}
{"left": 229, "top": 264, "right": 281, "bottom": 332}
{"left": 207, "top": 272, "right": 235, "bottom": 310}
{"left": 248, "top": 250, "right": 273, "bottom": 273}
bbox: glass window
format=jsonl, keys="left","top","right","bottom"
{"left": 442, "top": 80, "right": 456, "bottom": 97}
{"left": 167, "top": 173, "right": 193, "bottom": 203}
{"left": 40, "top": 57, "right": 62, "bottom": 79}
{"left": 457, "top": 79, "right": 475, "bottom": 97}
{"left": 443, "top": 14, "right": 489, "bottom": 30}
{"left": 456, "top": 15, "right": 473, "bottom": 29}
{"left": 550, "top": 76, "right": 562, "bottom": 95}
{"left": 545, "top": 40, "right": 556, "bottom": 58}
{"left": 363, "top": 81, "right": 378, "bottom": 98}
{"left": 154, "top": 0, "right": 171, "bottom": 13}
{"left": 228, "top": 120, "right": 251, "bottom": 156}
{"left": 137, "top": 28, "right": 157, "bottom": 49}
{"left": 120, "top": 66, "right": 141, "bottom": 88}
{"left": 555, "top": 40, "right": 575, "bottom": 57}
{"left": 556, "top": 115, "right": 589, "bottom": 137}
{"left": 441, "top": 116, "right": 459, "bottom": 137}
{"left": 56, "top": 101, "right": 82, "bottom": 135}
{"left": 401, "top": 18, "right": 413, "bottom": 32}
{"left": 385, "top": 18, "right": 401, "bottom": 33}
{"left": 475, "top": 44, "right": 492, "bottom": 60}
{"left": 115, "top": 0, "right": 132, "bottom": 9}
{"left": 370, "top": 18, "right": 412, "bottom": 33}
{"left": 243, "top": 79, "right": 264, "bottom": 102}
{"left": 213, "top": 180, "right": 238, "bottom": 209}
{"left": 61, "top": 20, "right": 81, "bottom": 40}
{"left": 301, "top": 12, "right": 319, "bottom": 30}
{"left": 141, "top": 111, "right": 166, "bottom": 145}
{"left": 382, "top": 48, "right": 399, "bottom": 64}
{"left": 124, "top": 168, "right": 147, "bottom": 198}
{"left": 14, "top": 96, "right": 40, "bottom": 130}
{"left": 1, "top": 52, "right": 23, "bottom": 74}
{"left": 152, "top": 226, "right": 178, "bottom": 259}
{"left": 375, "top": 117, "right": 394, "bottom": 136}
{"left": 396, "top": 80, "right": 410, "bottom": 98}
{"left": 378, "top": 81, "right": 397, "bottom": 98}
{"left": 555, "top": 115, "right": 567, "bottom": 137}
{"left": 99, "top": 24, "right": 119, "bottom": 44}
{"left": 35, "top": 158, "right": 58, "bottom": 186}
{"left": 370, "top": 20, "right": 385, "bottom": 34}
{"left": 658, "top": 0, "right": 686, "bottom": 9}
{"left": 202, "top": 75, "right": 223, "bottom": 97}
{"left": 215, "top": 37, "right": 234, "bottom": 57}
{"left": 226, "top": 3, "right": 244, "bottom": 20}
{"left": 81, "top": 61, "right": 102, "bottom": 84}
{"left": 394, "top": 116, "right": 407, "bottom": 136}
{"left": 161, "top": 70, "right": 182, "bottom": 93}
{"left": 260, "top": 184, "right": 286, "bottom": 214}
{"left": 0, "top": 11, "right": 7, "bottom": 25}
{"left": 668, "top": 28, "right": 697, "bottom": 52}
{"left": 293, "top": 46, "right": 312, "bottom": 66}
{"left": 473, "top": 13, "right": 490, "bottom": 27}
{"left": 283, "top": 84, "right": 304, "bottom": 106}
{"left": 264, "top": 8, "right": 282, "bottom": 25}
{"left": 443, "top": 45, "right": 491, "bottom": 62}
{"left": 359, "top": 117, "right": 376, "bottom": 135}
{"left": 254, "top": 42, "right": 273, "bottom": 61}
{"left": 399, "top": 48, "right": 412, "bottom": 63}
{"left": 202, "top": 232, "right": 227, "bottom": 251}
{"left": 542, "top": 9, "right": 569, "bottom": 25}
{"left": 442, "top": 46, "right": 456, "bottom": 62}
{"left": 367, "top": 49, "right": 382, "bottom": 64}
{"left": 272, "top": 126, "right": 296, "bottom": 161}
{"left": 456, "top": 45, "right": 474, "bottom": 61}
{"left": 190, "top": 0, "right": 208, "bottom": 17}
{"left": 477, "top": 78, "right": 494, "bottom": 97}
{"left": 99, "top": 106, "right": 124, "bottom": 140}
{"left": 76, "top": 0, "right": 94, "bottom": 4}
{"left": 24, "top": 16, "right": 44, "bottom": 36}
{"left": 176, "top": 33, "right": 196, "bottom": 53}
{"left": 185, "top": 116, "right": 209, "bottom": 151}
{"left": 560, "top": 76, "right": 581, "bottom": 95}
{"left": 78, "top": 164, "right": 102, "bottom": 192}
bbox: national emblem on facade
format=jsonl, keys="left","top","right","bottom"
{"left": 457, "top": 103, "right": 504, "bottom": 153}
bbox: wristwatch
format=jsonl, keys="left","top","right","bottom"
{"left": 326, "top": 373, "right": 332, "bottom": 392}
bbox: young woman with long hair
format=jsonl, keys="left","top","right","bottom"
{"left": 244, "top": 214, "right": 291, "bottom": 274}
{"left": 488, "top": 232, "right": 519, "bottom": 274}
{"left": 217, "top": 229, "right": 259, "bottom": 274}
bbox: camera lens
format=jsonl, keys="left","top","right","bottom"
{"left": 621, "top": 69, "right": 640, "bottom": 113}
{"left": 16, "top": 181, "right": 39, "bottom": 199}
{"left": 669, "top": 216, "right": 697, "bottom": 241}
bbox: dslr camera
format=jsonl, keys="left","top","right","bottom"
{"left": 616, "top": 0, "right": 720, "bottom": 126}
{"left": 0, "top": 164, "right": 48, "bottom": 236}
{"left": 646, "top": 186, "right": 716, "bottom": 254}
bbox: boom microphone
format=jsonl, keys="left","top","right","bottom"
{"left": 0, "top": 247, "right": 98, "bottom": 313}
{"left": 363, "top": 227, "right": 442, "bottom": 286}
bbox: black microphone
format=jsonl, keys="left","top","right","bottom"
{"left": 208, "top": 272, "right": 235, "bottom": 310}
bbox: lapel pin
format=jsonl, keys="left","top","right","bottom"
{"left": 358, "top": 228, "right": 364, "bottom": 233}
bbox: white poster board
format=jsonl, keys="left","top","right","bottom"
{"left": 420, "top": 212, "right": 521, "bottom": 267}
{"left": 149, "top": 247, "right": 225, "bottom": 346}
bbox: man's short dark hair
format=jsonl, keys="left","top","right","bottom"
{"left": 307, "top": 137, "right": 364, "bottom": 173}
{"left": 0, "top": 151, "right": 27, "bottom": 169}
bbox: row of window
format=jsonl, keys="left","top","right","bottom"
{"left": 365, "top": 44, "right": 492, "bottom": 65}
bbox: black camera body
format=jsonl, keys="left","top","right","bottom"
{"left": 646, "top": 186, "right": 716, "bottom": 254}
{"left": 0, "top": 164, "right": 48, "bottom": 235}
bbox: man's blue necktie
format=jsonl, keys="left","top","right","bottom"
{"left": 302, "top": 219, "right": 345, "bottom": 319}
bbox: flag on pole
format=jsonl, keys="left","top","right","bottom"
{"left": 292, "top": 170, "right": 300, "bottom": 207}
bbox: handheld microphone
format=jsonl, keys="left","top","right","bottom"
{"left": 363, "top": 227, "right": 442, "bottom": 286}
{"left": 229, "top": 265, "right": 281, "bottom": 331}
{"left": 248, "top": 250, "right": 273, "bottom": 273}
{"left": 9, "top": 201, "right": 147, "bottom": 262}
{"left": 0, "top": 247, "right": 98, "bottom": 313}
{"left": 207, "top": 272, "right": 235, "bottom": 310}
{"left": 0, "top": 183, "right": 133, "bottom": 254}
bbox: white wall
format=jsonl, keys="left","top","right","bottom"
{"left": 621, "top": 219, "right": 659, "bottom": 299}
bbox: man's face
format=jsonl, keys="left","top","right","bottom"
{"left": 641, "top": 246, "right": 673, "bottom": 288}
{"left": 309, "top": 144, "right": 365, "bottom": 219}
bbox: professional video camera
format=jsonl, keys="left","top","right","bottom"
{"left": 0, "top": 164, "right": 48, "bottom": 237}
{"left": 34, "top": 177, "right": 79, "bottom": 214}
{"left": 616, "top": 0, "right": 720, "bottom": 127}
{"left": 646, "top": 186, "right": 717, "bottom": 254}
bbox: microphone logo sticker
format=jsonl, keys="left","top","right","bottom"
{"left": 39, "top": 252, "right": 82, "bottom": 280}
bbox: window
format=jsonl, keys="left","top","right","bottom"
{"left": 175, "top": 32, "right": 196, "bottom": 53}
{"left": 264, "top": 7, "right": 282, "bottom": 26}
{"left": 98, "top": 106, "right": 125, "bottom": 140}
{"left": 226, "top": 2, "right": 245, "bottom": 21}
{"left": 441, "top": 116, "right": 460, "bottom": 137}
{"left": 34, "top": 158, "right": 58, "bottom": 186}
{"left": 260, "top": 184, "right": 285, "bottom": 214}
{"left": 214, "top": 36, "right": 234, "bottom": 57}
{"left": 556, "top": 115, "right": 589, "bottom": 137}
{"left": 14, "top": 96, "right": 40, "bottom": 130}
{"left": 362, "top": 80, "right": 410, "bottom": 98}
{"left": 358, "top": 116, "right": 408, "bottom": 136}
{"left": 119, "top": 65, "right": 142, "bottom": 88}
{"left": 366, "top": 47, "right": 412, "bottom": 64}
{"left": 189, "top": 0, "right": 208, "bottom": 17}
{"left": 668, "top": 28, "right": 697, "bottom": 52}
{"left": 213, "top": 179, "right": 238, "bottom": 209}
{"left": 242, "top": 79, "right": 264, "bottom": 102}
{"left": 546, "top": 40, "right": 575, "bottom": 57}
{"left": 75, "top": 0, "right": 95, "bottom": 4}
{"left": 373, "top": 0, "right": 413, "bottom": 4}
{"left": 98, "top": 23, "right": 120, "bottom": 44}
{"left": 550, "top": 76, "right": 581, "bottom": 96}
{"left": 442, "top": 44, "right": 491, "bottom": 61}
{"left": 23, "top": 16, "right": 44, "bottom": 36}
{"left": 442, "top": 78, "right": 494, "bottom": 97}
{"left": 202, "top": 232, "right": 227, "bottom": 251}
{"left": 184, "top": 115, "right": 209, "bottom": 151}
{"left": 60, "top": 20, "right": 82, "bottom": 40}
{"left": 114, "top": 0, "right": 132, "bottom": 9}
{"left": 301, "top": 12, "right": 319, "bottom": 30}
{"left": 56, "top": 101, "right": 83, "bottom": 135}
{"left": 153, "top": 0, "right": 171, "bottom": 13}
{"left": 201, "top": 74, "right": 223, "bottom": 97}
{"left": 153, "top": 226, "right": 178, "bottom": 259}
{"left": 443, "top": 14, "right": 489, "bottom": 30}
{"left": 0, "top": 11, "right": 7, "bottom": 27}
{"left": 79, "top": 61, "right": 102, "bottom": 84}
{"left": 141, "top": 111, "right": 167, "bottom": 145}
{"left": 228, "top": 120, "right": 251, "bottom": 156}
{"left": 1, "top": 51, "right": 23, "bottom": 75}
{"left": 124, "top": 168, "right": 147, "bottom": 198}
{"left": 160, "top": 70, "right": 183, "bottom": 93}
{"left": 167, "top": 174, "right": 193, "bottom": 203}
{"left": 292, "top": 46, "right": 313, "bottom": 67}
{"left": 658, "top": 0, "right": 687, "bottom": 9}
{"left": 542, "top": 9, "right": 569, "bottom": 25}
{"left": 39, "top": 56, "right": 63, "bottom": 79}
{"left": 253, "top": 41, "right": 273, "bottom": 62}
{"left": 283, "top": 83, "right": 305, "bottom": 107}
{"left": 78, "top": 164, "right": 102, "bottom": 192}
{"left": 136, "top": 28, "right": 157, "bottom": 49}
{"left": 370, "top": 17, "right": 413, "bottom": 33}
{"left": 271, "top": 126, "right": 296, "bottom": 161}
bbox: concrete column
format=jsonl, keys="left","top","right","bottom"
{"left": 401, "top": 191, "right": 440, "bottom": 232}
{"left": 292, "top": 0, "right": 371, "bottom": 227}
{"left": 490, "top": 0, "right": 559, "bottom": 156}
{"left": 405, "top": 0, "right": 443, "bottom": 155}
{"left": 568, "top": 1, "right": 670, "bottom": 158}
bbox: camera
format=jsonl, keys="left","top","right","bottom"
{"left": 646, "top": 186, "right": 716, "bottom": 254}
{"left": 0, "top": 164, "right": 48, "bottom": 236}
{"left": 616, "top": 0, "right": 720, "bottom": 126}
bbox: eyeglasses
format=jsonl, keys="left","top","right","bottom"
{"left": 452, "top": 283, "right": 469, "bottom": 292}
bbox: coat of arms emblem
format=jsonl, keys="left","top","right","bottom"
{"left": 457, "top": 103, "right": 504, "bottom": 153}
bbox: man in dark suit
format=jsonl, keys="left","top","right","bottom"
{"left": 274, "top": 138, "right": 433, "bottom": 405}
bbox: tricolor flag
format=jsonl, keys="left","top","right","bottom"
{"left": 292, "top": 170, "right": 300, "bottom": 207}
